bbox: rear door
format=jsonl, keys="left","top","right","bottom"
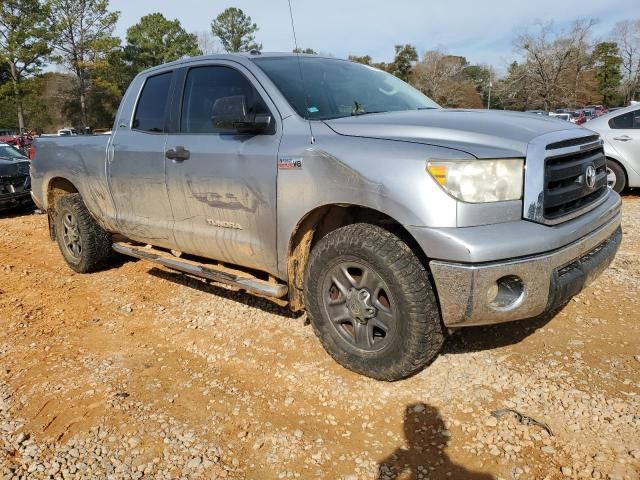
{"left": 164, "top": 62, "right": 281, "bottom": 274}
{"left": 108, "top": 71, "right": 176, "bottom": 247}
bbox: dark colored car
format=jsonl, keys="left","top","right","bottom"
{"left": 0, "top": 143, "right": 32, "bottom": 211}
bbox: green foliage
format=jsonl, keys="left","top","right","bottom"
{"left": 293, "top": 48, "right": 317, "bottom": 55}
{"left": 211, "top": 7, "right": 261, "bottom": 53}
{"left": 593, "top": 42, "right": 623, "bottom": 106}
{"left": 125, "top": 13, "right": 201, "bottom": 72}
{"left": 391, "top": 44, "right": 418, "bottom": 82}
{"left": 348, "top": 55, "right": 372, "bottom": 65}
{"left": 0, "top": 0, "right": 52, "bottom": 129}
{"left": 48, "top": 0, "right": 120, "bottom": 126}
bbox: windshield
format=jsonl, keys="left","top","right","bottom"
{"left": 0, "top": 144, "right": 26, "bottom": 159}
{"left": 252, "top": 56, "right": 439, "bottom": 120}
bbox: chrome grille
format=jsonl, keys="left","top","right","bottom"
{"left": 543, "top": 146, "right": 607, "bottom": 221}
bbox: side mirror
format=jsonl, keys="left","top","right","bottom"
{"left": 211, "top": 95, "right": 272, "bottom": 134}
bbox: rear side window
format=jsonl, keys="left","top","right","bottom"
{"left": 133, "top": 72, "right": 173, "bottom": 132}
{"left": 609, "top": 110, "right": 640, "bottom": 129}
{"left": 180, "top": 66, "right": 269, "bottom": 134}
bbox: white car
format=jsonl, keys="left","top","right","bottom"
{"left": 587, "top": 104, "right": 640, "bottom": 192}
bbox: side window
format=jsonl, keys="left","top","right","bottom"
{"left": 609, "top": 110, "right": 640, "bottom": 129}
{"left": 180, "top": 66, "right": 269, "bottom": 134}
{"left": 132, "top": 72, "right": 173, "bottom": 132}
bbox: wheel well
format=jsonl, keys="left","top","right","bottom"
{"left": 286, "top": 205, "right": 426, "bottom": 311}
{"left": 46, "top": 177, "right": 79, "bottom": 240}
{"left": 47, "top": 177, "right": 79, "bottom": 210}
{"left": 606, "top": 157, "right": 628, "bottom": 179}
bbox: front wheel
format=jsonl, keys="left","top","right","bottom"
{"left": 606, "top": 160, "right": 626, "bottom": 193}
{"left": 304, "top": 223, "right": 445, "bottom": 381}
{"left": 54, "top": 194, "right": 112, "bottom": 273}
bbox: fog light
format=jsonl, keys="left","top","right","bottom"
{"left": 489, "top": 275, "right": 524, "bottom": 311}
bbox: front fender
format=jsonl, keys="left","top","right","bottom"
{"left": 276, "top": 121, "right": 470, "bottom": 277}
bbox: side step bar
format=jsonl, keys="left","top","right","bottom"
{"left": 113, "top": 242, "right": 288, "bottom": 298}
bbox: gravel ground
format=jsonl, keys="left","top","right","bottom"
{"left": 0, "top": 196, "right": 638, "bottom": 480}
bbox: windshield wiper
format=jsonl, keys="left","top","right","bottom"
{"left": 351, "top": 110, "right": 386, "bottom": 116}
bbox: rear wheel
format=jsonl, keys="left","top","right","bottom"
{"left": 304, "top": 223, "right": 445, "bottom": 381}
{"left": 606, "top": 160, "right": 626, "bottom": 193}
{"left": 54, "top": 194, "right": 112, "bottom": 273}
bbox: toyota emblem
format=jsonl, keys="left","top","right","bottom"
{"left": 585, "top": 165, "right": 597, "bottom": 189}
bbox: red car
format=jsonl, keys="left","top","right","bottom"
{"left": 586, "top": 105, "right": 608, "bottom": 117}
{"left": 570, "top": 111, "right": 587, "bottom": 125}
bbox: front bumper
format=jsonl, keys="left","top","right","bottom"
{"left": 0, "top": 191, "right": 33, "bottom": 210}
{"left": 429, "top": 214, "right": 622, "bottom": 327}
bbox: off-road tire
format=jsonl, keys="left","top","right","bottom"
{"left": 304, "top": 223, "right": 445, "bottom": 381}
{"left": 54, "top": 194, "right": 112, "bottom": 273}
{"left": 606, "top": 159, "right": 626, "bottom": 193}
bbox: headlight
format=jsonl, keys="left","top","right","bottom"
{"left": 427, "top": 159, "right": 524, "bottom": 203}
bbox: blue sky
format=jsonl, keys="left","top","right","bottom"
{"left": 109, "top": 0, "right": 636, "bottom": 72}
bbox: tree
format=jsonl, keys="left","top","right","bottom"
{"left": 293, "top": 47, "right": 316, "bottom": 55}
{"left": 196, "top": 30, "right": 221, "bottom": 55}
{"left": 48, "top": 0, "right": 120, "bottom": 127}
{"left": 593, "top": 42, "right": 622, "bottom": 105}
{"left": 348, "top": 55, "right": 372, "bottom": 65}
{"left": 390, "top": 44, "right": 418, "bottom": 82}
{"left": 0, "top": 0, "right": 51, "bottom": 130}
{"left": 211, "top": 7, "right": 261, "bottom": 53}
{"left": 125, "top": 13, "right": 200, "bottom": 72}
{"left": 612, "top": 19, "right": 640, "bottom": 104}
{"left": 410, "top": 50, "right": 482, "bottom": 107}
{"left": 514, "top": 20, "right": 596, "bottom": 110}
{"left": 463, "top": 64, "right": 494, "bottom": 107}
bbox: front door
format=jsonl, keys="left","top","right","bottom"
{"left": 604, "top": 107, "right": 640, "bottom": 176}
{"left": 164, "top": 63, "right": 280, "bottom": 274}
{"left": 108, "top": 71, "right": 176, "bottom": 248}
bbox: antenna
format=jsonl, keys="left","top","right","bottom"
{"left": 287, "top": 0, "right": 314, "bottom": 142}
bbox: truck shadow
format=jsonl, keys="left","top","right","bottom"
{"left": 377, "top": 402, "right": 493, "bottom": 480}
{"left": 443, "top": 309, "right": 561, "bottom": 355}
{"left": 143, "top": 263, "right": 561, "bottom": 353}
{"left": 146, "top": 267, "right": 304, "bottom": 319}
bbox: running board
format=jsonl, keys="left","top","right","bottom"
{"left": 112, "top": 242, "right": 288, "bottom": 298}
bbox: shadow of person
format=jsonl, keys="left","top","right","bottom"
{"left": 377, "top": 403, "right": 493, "bottom": 480}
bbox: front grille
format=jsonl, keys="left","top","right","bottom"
{"left": 545, "top": 135, "right": 600, "bottom": 150}
{"left": 0, "top": 175, "right": 29, "bottom": 195}
{"left": 543, "top": 146, "right": 607, "bottom": 220}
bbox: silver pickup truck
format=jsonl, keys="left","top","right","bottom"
{"left": 31, "top": 53, "right": 622, "bottom": 380}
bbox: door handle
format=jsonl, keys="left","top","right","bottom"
{"left": 613, "top": 135, "right": 632, "bottom": 142}
{"left": 166, "top": 146, "right": 190, "bottom": 161}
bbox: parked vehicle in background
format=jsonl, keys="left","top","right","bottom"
{"left": 0, "top": 143, "right": 32, "bottom": 211}
{"left": 30, "top": 53, "right": 622, "bottom": 380}
{"left": 587, "top": 104, "right": 640, "bottom": 193}
{"left": 549, "top": 113, "right": 571, "bottom": 122}
{"left": 571, "top": 110, "right": 587, "bottom": 125}
{"left": 525, "top": 109, "right": 547, "bottom": 115}
{"left": 57, "top": 128, "right": 78, "bottom": 137}
{"left": 586, "top": 105, "right": 608, "bottom": 117}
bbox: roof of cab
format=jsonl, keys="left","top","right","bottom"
{"left": 139, "top": 51, "right": 327, "bottom": 76}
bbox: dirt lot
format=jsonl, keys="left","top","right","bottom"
{"left": 0, "top": 197, "right": 639, "bottom": 480}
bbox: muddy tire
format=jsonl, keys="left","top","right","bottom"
{"left": 606, "top": 159, "right": 626, "bottom": 193}
{"left": 54, "top": 194, "right": 112, "bottom": 273}
{"left": 304, "top": 223, "right": 445, "bottom": 381}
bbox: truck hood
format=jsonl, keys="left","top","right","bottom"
{"left": 0, "top": 157, "right": 29, "bottom": 177}
{"left": 324, "top": 109, "right": 586, "bottom": 158}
